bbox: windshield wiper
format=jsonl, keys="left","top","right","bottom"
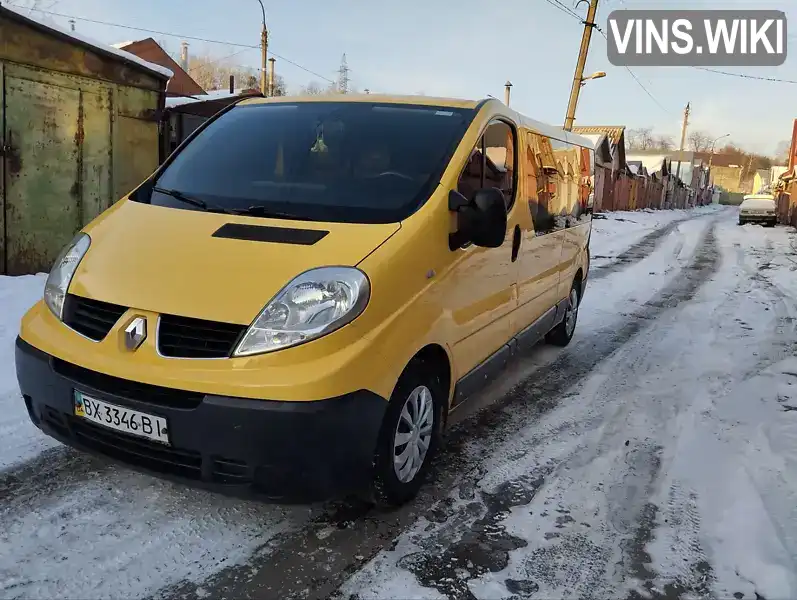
{"left": 235, "top": 205, "right": 311, "bottom": 221}
{"left": 153, "top": 187, "right": 233, "bottom": 214}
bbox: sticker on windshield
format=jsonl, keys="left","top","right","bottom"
{"left": 435, "top": 110, "right": 455, "bottom": 116}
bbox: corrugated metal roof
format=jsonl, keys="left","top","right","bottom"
{"left": 1, "top": 6, "right": 172, "bottom": 79}
{"left": 572, "top": 126, "right": 625, "bottom": 145}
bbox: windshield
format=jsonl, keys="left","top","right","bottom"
{"left": 137, "top": 101, "right": 476, "bottom": 224}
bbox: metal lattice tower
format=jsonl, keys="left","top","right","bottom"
{"left": 337, "top": 53, "right": 350, "bottom": 94}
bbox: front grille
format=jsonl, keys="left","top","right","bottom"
{"left": 70, "top": 417, "right": 202, "bottom": 480}
{"left": 63, "top": 294, "right": 127, "bottom": 341}
{"left": 157, "top": 314, "right": 247, "bottom": 359}
{"left": 53, "top": 358, "right": 204, "bottom": 409}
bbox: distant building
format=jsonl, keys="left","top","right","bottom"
{"left": 113, "top": 38, "right": 205, "bottom": 97}
{"left": 572, "top": 126, "right": 630, "bottom": 176}
{"left": 753, "top": 169, "right": 772, "bottom": 194}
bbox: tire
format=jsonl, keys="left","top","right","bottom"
{"left": 546, "top": 282, "right": 580, "bottom": 347}
{"left": 372, "top": 359, "right": 445, "bottom": 506}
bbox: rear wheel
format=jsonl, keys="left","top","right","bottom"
{"left": 546, "top": 282, "right": 580, "bottom": 347}
{"left": 372, "top": 360, "right": 444, "bottom": 506}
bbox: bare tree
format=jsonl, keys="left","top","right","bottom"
{"left": 627, "top": 128, "right": 655, "bottom": 150}
{"left": 272, "top": 75, "right": 287, "bottom": 96}
{"left": 775, "top": 140, "right": 791, "bottom": 166}
{"left": 654, "top": 135, "right": 675, "bottom": 150}
{"left": 687, "top": 130, "right": 712, "bottom": 152}
{"left": 301, "top": 81, "right": 325, "bottom": 95}
{"left": 187, "top": 53, "right": 264, "bottom": 92}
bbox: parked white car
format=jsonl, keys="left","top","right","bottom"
{"left": 738, "top": 194, "right": 777, "bottom": 227}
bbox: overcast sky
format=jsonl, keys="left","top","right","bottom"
{"left": 10, "top": 0, "right": 797, "bottom": 156}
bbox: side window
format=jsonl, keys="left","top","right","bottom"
{"left": 456, "top": 120, "right": 517, "bottom": 210}
{"left": 525, "top": 132, "right": 561, "bottom": 234}
{"left": 577, "top": 146, "right": 594, "bottom": 224}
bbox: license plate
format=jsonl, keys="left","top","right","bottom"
{"left": 73, "top": 391, "right": 170, "bottom": 444}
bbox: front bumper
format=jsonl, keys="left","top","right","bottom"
{"left": 739, "top": 213, "right": 777, "bottom": 224}
{"left": 16, "top": 336, "right": 387, "bottom": 502}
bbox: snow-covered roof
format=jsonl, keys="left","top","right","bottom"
{"left": 576, "top": 133, "right": 605, "bottom": 150}
{"left": 165, "top": 89, "right": 260, "bottom": 108}
{"left": 2, "top": 7, "right": 172, "bottom": 80}
{"left": 111, "top": 41, "right": 136, "bottom": 49}
{"left": 627, "top": 153, "right": 670, "bottom": 174}
{"left": 165, "top": 95, "right": 205, "bottom": 108}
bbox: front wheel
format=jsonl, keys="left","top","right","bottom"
{"left": 372, "top": 360, "right": 444, "bottom": 506}
{"left": 546, "top": 284, "right": 580, "bottom": 347}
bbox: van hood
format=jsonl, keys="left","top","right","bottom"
{"left": 70, "top": 200, "right": 399, "bottom": 324}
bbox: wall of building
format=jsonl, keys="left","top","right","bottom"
{"left": 0, "top": 14, "right": 165, "bottom": 274}
{"left": 711, "top": 166, "right": 744, "bottom": 193}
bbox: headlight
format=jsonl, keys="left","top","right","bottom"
{"left": 233, "top": 267, "right": 370, "bottom": 356}
{"left": 43, "top": 233, "right": 91, "bottom": 320}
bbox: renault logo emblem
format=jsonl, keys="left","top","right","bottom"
{"left": 124, "top": 317, "right": 147, "bottom": 350}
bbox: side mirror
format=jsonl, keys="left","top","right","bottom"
{"left": 449, "top": 188, "right": 508, "bottom": 250}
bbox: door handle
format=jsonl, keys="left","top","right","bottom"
{"left": 511, "top": 225, "right": 521, "bottom": 262}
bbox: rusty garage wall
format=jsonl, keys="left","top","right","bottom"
{"left": 0, "top": 8, "right": 168, "bottom": 275}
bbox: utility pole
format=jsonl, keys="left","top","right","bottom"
{"left": 675, "top": 102, "right": 690, "bottom": 181}
{"left": 563, "top": 0, "right": 599, "bottom": 131}
{"left": 256, "top": 0, "right": 268, "bottom": 97}
{"left": 260, "top": 26, "right": 268, "bottom": 96}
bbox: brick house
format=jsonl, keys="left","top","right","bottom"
{"left": 113, "top": 38, "right": 205, "bottom": 97}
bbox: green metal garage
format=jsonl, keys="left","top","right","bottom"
{"left": 0, "top": 6, "right": 170, "bottom": 274}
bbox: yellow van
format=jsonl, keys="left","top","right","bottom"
{"left": 15, "top": 95, "right": 594, "bottom": 505}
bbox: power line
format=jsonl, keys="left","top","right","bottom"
{"left": 551, "top": 0, "right": 582, "bottom": 21}
{"left": 542, "top": 0, "right": 581, "bottom": 22}
{"left": 8, "top": 5, "right": 336, "bottom": 84}
{"left": 622, "top": 65, "right": 674, "bottom": 115}
{"left": 186, "top": 47, "right": 252, "bottom": 74}
{"left": 692, "top": 67, "right": 797, "bottom": 84}
{"left": 594, "top": 30, "right": 673, "bottom": 115}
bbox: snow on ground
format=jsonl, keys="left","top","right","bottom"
{"left": 0, "top": 463, "right": 313, "bottom": 599}
{"left": 590, "top": 204, "right": 721, "bottom": 270}
{"left": 0, "top": 280, "right": 313, "bottom": 599}
{"left": 341, "top": 209, "right": 797, "bottom": 600}
{"left": 4, "top": 205, "right": 796, "bottom": 600}
{"left": 0, "top": 274, "right": 60, "bottom": 471}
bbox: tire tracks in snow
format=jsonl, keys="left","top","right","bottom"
{"left": 174, "top": 216, "right": 724, "bottom": 600}
{"left": 0, "top": 211, "right": 720, "bottom": 600}
{"left": 590, "top": 216, "right": 693, "bottom": 281}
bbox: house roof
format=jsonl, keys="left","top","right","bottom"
{"left": 114, "top": 38, "right": 204, "bottom": 96}
{"left": 693, "top": 152, "right": 745, "bottom": 168}
{"left": 627, "top": 153, "right": 671, "bottom": 175}
{"left": 1, "top": 6, "right": 172, "bottom": 79}
{"left": 572, "top": 126, "right": 625, "bottom": 145}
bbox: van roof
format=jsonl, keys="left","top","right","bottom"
{"left": 743, "top": 194, "right": 775, "bottom": 200}
{"left": 238, "top": 94, "right": 595, "bottom": 149}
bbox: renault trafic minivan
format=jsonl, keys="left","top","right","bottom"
{"left": 16, "top": 95, "right": 594, "bottom": 505}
